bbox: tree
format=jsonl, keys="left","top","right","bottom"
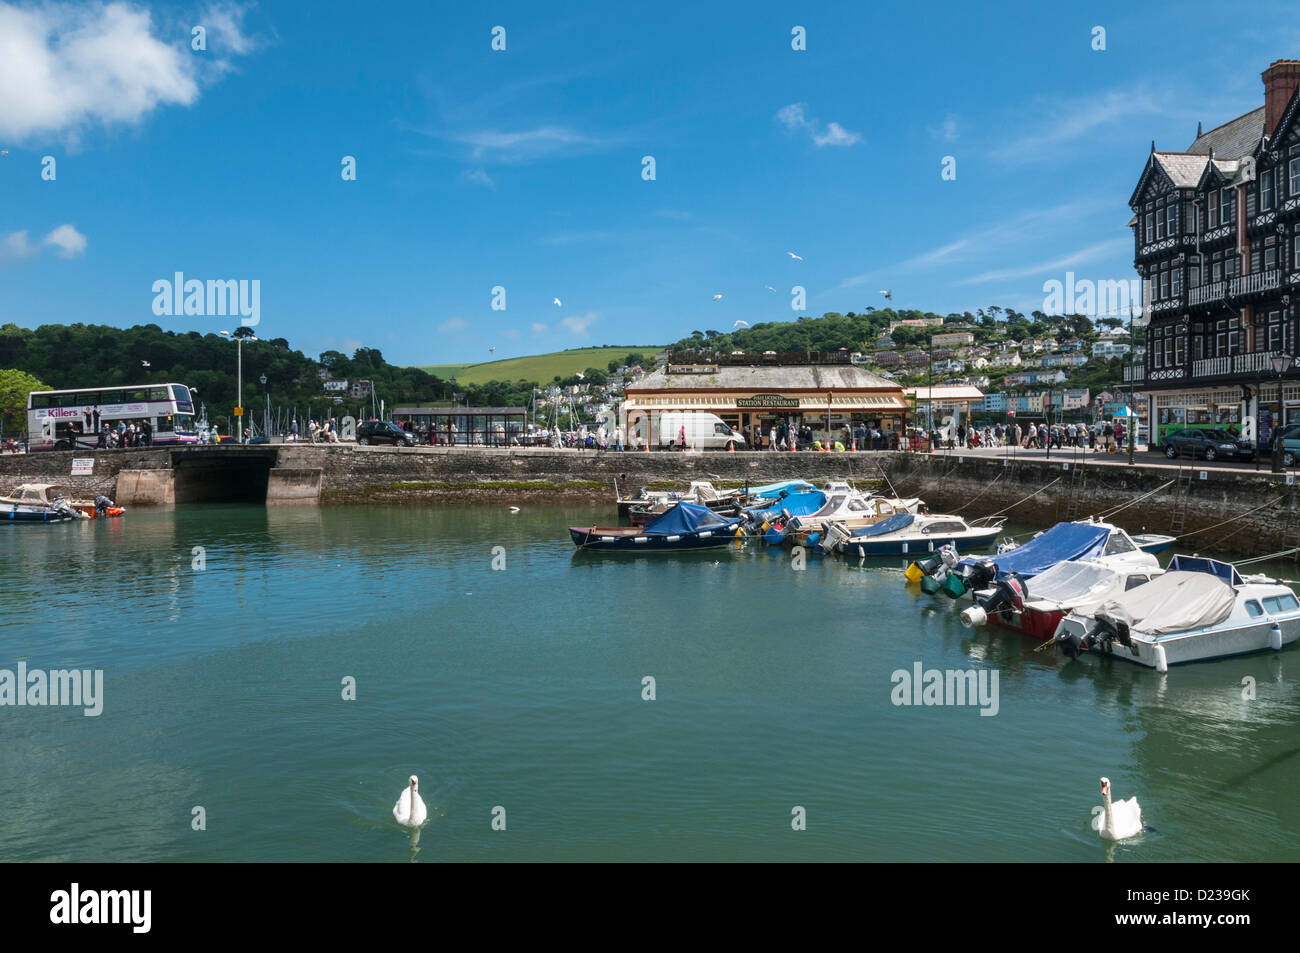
{"left": 0, "top": 368, "right": 50, "bottom": 435}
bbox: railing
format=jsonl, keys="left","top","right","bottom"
{"left": 1188, "top": 281, "right": 1227, "bottom": 306}
{"left": 1187, "top": 350, "right": 1286, "bottom": 379}
{"left": 1192, "top": 356, "right": 1230, "bottom": 377}
{"left": 1122, "top": 365, "right": 1145, "bottom": 383}
{"left": 1232, "top": 350, "right": 1284, "bottom": 374}
{"left": 1229, "top": 269, "right": 1281, "bottom": 297}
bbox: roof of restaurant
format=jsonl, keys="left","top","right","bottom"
{"left": 627, "top": 363, "right": 902, "bottom": 391}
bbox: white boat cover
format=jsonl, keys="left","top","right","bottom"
{"left": 1022, "top": 560, "right": 1127, "bottom": 614}
{"left": 1090, "top": 570, "right": 1235, "bottom": 635}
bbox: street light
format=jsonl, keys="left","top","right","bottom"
{"left": 1271, "top": 354, "right": 1292, "bottom": 472}
{"left": 260, "top": 374, "right": 269, "bottom": 441}
{"left": 219, "top": 329, "right": 258, "bottom": 440}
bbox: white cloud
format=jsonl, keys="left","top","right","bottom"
{"left": 930, "top": 114, "right": 959, "bottom": 142}
{"left": 813, "top": 122, "right": 862, "bottom": 147}
{"left": 775, "top": 103, "right": 861, "bottom": 148}
{"left": 201, "top": 2, "right": 258, "bottom": 56}
{"left": 462, "top": 167, "right": 495, "bottom": 188}
{"left": 560, "top": 312, "right": 598, "bottom": 336}
{"left": 530, "top": 322, "right": 549, "bottom": 335}
{"left": 994, "top": 87, "right": 1161, "bottom": 161}
{"left": 455, "top": 126, "right": 605, "bottom": 163}
{"left": 43, "top": 223, "right": 87, "bottom": 258}
{"left": 438, "top": 317, "right": 469, "bottom": 333}
{"left": 0, "top": 230, "right": 38, "bottom": 262}
{"left": 957, "top": 238, "right": 1132, "bottom": 284}
{"left": 0, "top": 1, "right": 256, "bottom": 143}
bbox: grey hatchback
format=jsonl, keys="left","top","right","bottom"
{"left": 1162, "top": 427, "right": 1255, "bottom": 461}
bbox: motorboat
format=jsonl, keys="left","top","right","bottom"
{"left": 762, "top": 482, "right": 920, "bottom": 546}
{"left": 825, "top": 512, "right": 1004, "bottom": 557}
{"left": 617, "top": 479, "right": 813, "bottom": 518}
{"left": 789, "top": 496, "right": 925, "bottom": 548}
{"left": 570, "top": 501, "right": 743, "bottom": 552}
{"left": 958, "top": 558, "right": 1165, "bottom": 639}
{"left": 1048, "top": 555, "right": 1300, "bottom": 671}
{"left": 1, "top": 483, "right": 84, "bottom": 522}
{"left": 1129, "top": 532, "right": 1177, "bottom": 555}
{"left": 916, "top": 519, "right": 1161, "bottom": 598}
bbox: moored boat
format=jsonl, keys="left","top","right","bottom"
{"left": 571, "top": 501, "right": 744, "bottom": 552}
{"left": 1, "top": 483, "right": 84, "bottom": 522}
{"left": 827, "top": 513, "right": 1004, "bottom": 557}
{"left": 1048, "top": 555, "right": 1300, "bottom": 670}
{"left": 958, "top": 558, "right": 1165, "bottom": 639}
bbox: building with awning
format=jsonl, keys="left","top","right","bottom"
{"left": 903, "top": 385, "right": 986, "bottom": 425}
{"left": 622, "top": 358, "right": 909, "bottom": 447}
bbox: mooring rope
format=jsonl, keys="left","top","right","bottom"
{"left": 1094, "top": 479, "right": 1175, "bottom": 520}
{"left": 977, "top": 475, "right": 1063, "bottom": 520}
{"left": 1175, "top": 494, "right": 1287, "bottom": 541}
{"left": 954, "top": 469, "right": 1005, "bottom": 515}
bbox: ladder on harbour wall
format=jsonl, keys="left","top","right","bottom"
{"left": 1057, "top": 463, "right": 1090, "bottom": 522}
{"left": 1168, "top": 467, "right": 1194, "bottom": 537}
{"left": 1281, "top": 487, "right": 1300, "bottom": 560}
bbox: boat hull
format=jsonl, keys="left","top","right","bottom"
{"left": 3, "top": 505, "right": 76, "bottom": 522}
{"left": 986, "top": 606, "right": 1065, "bottom": 641}
{"left": 840, "top": 528, "right": 1001, "bottom": 557}
{"left": 569, "top": 526, "right": 741, "bottom": 552}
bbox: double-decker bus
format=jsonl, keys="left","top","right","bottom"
{"left": 27, "top": 383, "right": 199, "bottom": 451}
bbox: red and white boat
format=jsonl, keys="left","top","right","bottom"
{"left": 959, "top": 559, "right": 1164, "bottom": 640}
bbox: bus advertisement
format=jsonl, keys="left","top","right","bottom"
{"left": 27, "top": 383, "right": 199, "bottom": 451}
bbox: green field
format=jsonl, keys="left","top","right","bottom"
{"left": 417, "top": 346, "right": 661, "bottom": 385}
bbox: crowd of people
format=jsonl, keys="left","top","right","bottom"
{"left": 94, "top": 419, "right": 153, "bottom": 449}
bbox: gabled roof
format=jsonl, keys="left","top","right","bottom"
{"left": 1186, "top": 106, "right": 1264, "bottom": 158}
{"left": 1154, "top": 152, "right": 1209, "bottom": 187}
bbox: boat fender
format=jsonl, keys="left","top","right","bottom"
{"left": 1270, "top": 622, "right": 1283, "bottom": 652}
{"left": 1153, "top": 643, "right": 1168, "bottom": 673}
{"left": 960, "top": 606, "right": 988, "bottom": 628}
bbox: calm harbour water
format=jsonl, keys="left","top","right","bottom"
{"left": 2, "top": 503, "right": 1299, "bottom": 862}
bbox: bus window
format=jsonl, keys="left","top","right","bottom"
{"left": 171, "top": 385, "right": 190, "bottom": 402}
{"left": 149, "top": 387, "right": 169, "bottom": 401}
{"left": 30, "top": 394, "right": 51, "bottom": 409}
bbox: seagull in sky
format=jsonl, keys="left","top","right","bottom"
{"left": 489, "top": 346, "right": 496, "bottom": 355}
{"left": 733, "top": 320, "right": 749, "bottom": 328}
{"left": 141, "top": 360, "right": 151, "bottom": 367}
{"left": 553, "top": 297, "right": 562, "bottom": 307}
{"left": 575, "top": 371, "right": 585, "bottom": 380}
{"left": 787, "top": 252, "right": 803, "bottom": 260}
{"left": 879, "top": 289, "right": 893, "bottom": 300}
{"left": 712, "top": 294, "right": 723, "bottom": 301}
{"left": 764, "top": 285, "right": 777, "bottom": 293}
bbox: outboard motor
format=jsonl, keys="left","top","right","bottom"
{"left": 906, "top": 545, "right": 958, "bottom": 585}
{"left": 1055, "top": 627, "right": 1086, "bottom": 659}
{"left": 820, "top": 522, "right": 851, "bottom": 555}
{"left": 94, "top": 495, "right": 114, "bottom": 515}
{"left": 944, "top": 557, "right": 997, "bottom": 599}
{"left": 960, "top": 572, "right": 1028, "bottom": 628}
{"left": 1091, "top": 612, "right": 1132, "bottom": 649}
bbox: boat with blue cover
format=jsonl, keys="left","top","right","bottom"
{"left": 1049, "top": 555, "right": 1300, "bottom": 671}
{"left": 570, "top": 501, "right": 743, "bottom": 552}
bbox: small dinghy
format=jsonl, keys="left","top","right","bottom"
{"left": 825, "top": 512, "right": 1004, "bottom": 557}
{"left": 1, "top": 483, "right": 84, "bottom": 522}
{"left": 571, "top": 501, "right": 743, "bottom": 552}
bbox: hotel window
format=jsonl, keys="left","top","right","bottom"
{"left": 1155, "top": 198, "right": 1167, "bottom": 239}
{"left": 1189, "top": 261, "right": 1201, "bottom": 288}
{"left": 1144, "top": 211, "right": 1154, "bottom": 242}
{"left": 1262, "top": 169, "right": 1276, "bottom": 210}
{"left": 1265, "top": 236, "right": 1279, "bottom": 271}
{"left": 1251, "top": 238, "right": 1263, "bottom": 273}
{"left": 1228, "top": 320, "right": 1241, "bottom": 354}
{"left": 1208, "top": 190, "right": 1220, "bottom": 227}
{"left": 1164, "top": 335, "right": 1174, "bottom": 367}
{"left": 1172, "top": 267, "right": 1182, "bottom": 297}
{"left": 1153, "top": 328, "right": 1163, "bottom": 368}
{"left": 1221, "top": 187, "right": 1236, "bottom": 226}
{"left": 1175, "top": 334, "right": 1186, "bottom": 365}
{"left": 1269, "top": 311, "right": 1284, "bottom": 351}
{"left": 1290, "top": 145, "right": 1300, "bottom": 196}
{"left": 1160, "top": 268, "right": 1170, "bottom": 299}
{"left": 1226, "top": 251, "right": 1239, "bottom": 279}
{"left": 1295, "top": 233, "right": 1300, "bottom": 270}
{"left": 1184, "top": 199, "right": 1197, "bottom": 232}
{"left": 1194, "top": 334, "right": 1205, "bottom": 361}
{"left": 1215, "top": 320, "right": 1227, "bottom": 356}
{"left": 1168, "top": 201, "right": 1179, "bottom": 235}
{"left": 1211, "top": 255, "right": 1223, "bottom": 283}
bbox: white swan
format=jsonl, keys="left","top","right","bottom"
{"left": 1098, "top": 777, "right": 1142, "bottom": 840}
{"left": 393, "top": 775, "right": 427, "bottom": 827}
{"left": 509, "top": 506, "right": 520, "bottom": 513}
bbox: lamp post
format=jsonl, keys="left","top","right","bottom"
{"left": 219, "top": 329, "right": 257, "bottom": 441}
{"left": 1271, "top": 355, "right": 1292, "bottom": 472}
{"left": 260, "top": 374, "right": 268, "bottom": 441}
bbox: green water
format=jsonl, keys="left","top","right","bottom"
{"left": 2, "top": 504, "right": 1299, "bottom": 862}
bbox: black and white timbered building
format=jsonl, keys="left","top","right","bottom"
{"left": 1130, "top": 59, "right": 1300, "bottom": 447}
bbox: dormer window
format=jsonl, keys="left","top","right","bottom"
{"left": 1221, "top": 187, "right": 1236, "bottom": 226}
{"left": 1262, "top": 169, "right": 1275, "bottom": 210}
{"left": 1208, "top": 189, "right": 1220, "bottom": 227}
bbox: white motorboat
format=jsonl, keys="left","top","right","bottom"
{"left": 1050, "top": 555, "right": 1300, "bottom": 671}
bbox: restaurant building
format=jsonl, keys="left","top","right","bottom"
{"left": 622, "top": 353, "right": 909, "bottom": 448}
{"left": 1128, "top": 59, "right": 1300, "bottom": 447}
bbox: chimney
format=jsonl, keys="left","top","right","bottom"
{"left": 1263, "top": 59, "right": 1300, "bottom": 137}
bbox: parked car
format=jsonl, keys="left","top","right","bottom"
{"left": 654, "top": 412, "right": 746, "bottom": 451}
{"left": 357, "top": 420, "right": 417, "bottom": 447}
{"left": 1270, "top": 423, "right": 1300, "bottom": 466}
{"left": 1162, "top": 427, "right": 1255, "bottom": 461}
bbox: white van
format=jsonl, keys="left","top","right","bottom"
{"left": 656, "top": 412, "right": 746, "bottom": 450}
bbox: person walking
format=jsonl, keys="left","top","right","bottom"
{"left": 290, "top": 419, "right": 299, "bottom": 442}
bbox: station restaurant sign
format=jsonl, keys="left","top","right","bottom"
{"left": 735, "top": 393, "right": 800, "bottom": 408}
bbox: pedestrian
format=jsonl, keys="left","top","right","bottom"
{"left": 290, "top": 419, "right": 299, "bottom": 442}
{"left": 769, "top": 425, "right": 777, "bottom": 451}
{"left": 1114, "top": 421, "right": 1126, "bottom": 451}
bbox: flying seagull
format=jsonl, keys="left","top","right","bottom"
{"left": 553, "top": 297, "right": 562, "bottom": 307}
{"left": 764, "top": 285, "right": 777, "bottom": 293}
{"left": 575, "top": 371, "right": 585, "bottom": 380}
{"left": 141, "top": 360, "right": 151, "bottom": 367}
{"left": 787, "top": 252, "right": 803, "bottom": 261}
{"left": 712, "top": 294, "right": 723, "bottom": 301}
{"left": 879, "top": 289, "right": 893, "bottom": 300}
{"left": 733, "top": 320, "right": 749, "bottom": 328}
{"left": 489, "top": 346, "right": 496, "bottom": 355}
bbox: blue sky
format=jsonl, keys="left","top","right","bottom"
{"left": 3, "top": 0, "right": 1299, "bottom": 365}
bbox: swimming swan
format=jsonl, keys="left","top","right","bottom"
{"left": 1098, "top": 776, "right": 1142, "bottom": 840}
{"left": 393, "top": 775, "right": 428, "bottom": 827}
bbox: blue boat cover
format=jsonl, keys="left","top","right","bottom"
{"left": 645, "top": 502, "right": 734, "bottom": 536}
{"left": 750, "top": 490, "right": 826, "bottom": 521}
{"left": 749, "top": 479, "right": 816, "bottom": 498}
{"left": 847, "top": 512, "right": 916, "bottom": 538}
{"left": 1168, "top": 554, "right": 1243, "bottom": 585}
{"left": 963, "top": 522, "right": 1108, "bottom": 577}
